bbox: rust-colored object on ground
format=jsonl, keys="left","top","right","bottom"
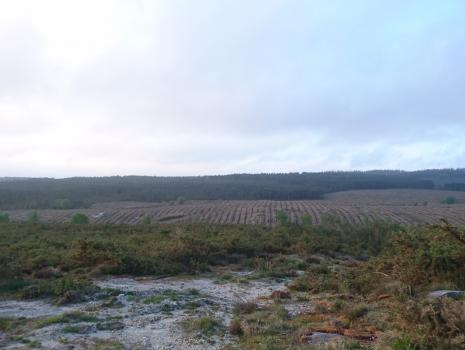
{"left": 313, "top": 326, "right": 339, "bottom": 334}
{"left": 378, "top": 294, "right": 391, "bottom": 301}
{"left": 303, "top": 324, "right": 377, "bottom": 342}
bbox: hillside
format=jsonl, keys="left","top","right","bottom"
{"left": 1, "top": 169, "right": 465, "bottom": 209}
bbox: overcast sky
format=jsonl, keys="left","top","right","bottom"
{"left": 1, "top": 0, "right": 465, "bottom": 177}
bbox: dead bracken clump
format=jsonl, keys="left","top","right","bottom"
{"left": 181, "top": 316, "right": 224, "bottom": 336}
{"left": 420, "top": 298, "right": 465, "bottom": 347}
{"left": 232, "top": 301, "right": 259, "bottom": 315}
{"left": 401, "top": 298, "right": 465, "bottom": 348}
{"left": 229, "top": 319, "right": 243, "bottom": 335}
{"left": 270, "top": 290, "right": 291, "bottom": 300}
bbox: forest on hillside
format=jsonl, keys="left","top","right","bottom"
{"left": 1, "top": 169, "right": 465, "bottom": 209}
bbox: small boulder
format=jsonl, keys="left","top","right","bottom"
{"left": 429, "top": 290, "right": 465, "bottom": 300}
{"left": 310, "top": 332, "right": 344, "bottom": 345}
{"left": 342, "top": 329, "right": 376, "bottom": 341}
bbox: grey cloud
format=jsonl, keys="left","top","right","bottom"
{"left": 1, "top": 0, "right": 465, "bottom": 176}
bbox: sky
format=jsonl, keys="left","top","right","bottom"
{"left": 1, "top": 0, "right": 465, "bottom": 177}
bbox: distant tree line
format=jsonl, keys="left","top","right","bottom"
{"left": 444, "top": 183, "right": 465, "bottom": 191}
{"left": 0, "top": 169, "right": 464, "bottom": 209}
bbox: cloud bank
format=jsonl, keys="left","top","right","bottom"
{"left": 1, "top": 0, "right": 465, "bottom": 177}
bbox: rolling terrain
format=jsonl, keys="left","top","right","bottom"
{"left": 2, "top": 169, "right": 465, "bottom": 210}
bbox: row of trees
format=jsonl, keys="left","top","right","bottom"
{"left": 0, "top": 169, "right": 464, "bottom": 209}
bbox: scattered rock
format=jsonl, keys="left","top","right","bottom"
{"left": 310, "top": 332, "right": 344, "bottom": 345}
{"left": 429, "top": 290, "right": 465, "bottom": 299}
{"left": 297, "top": 328, "right": 344, "bottom": 345}
{"left": 96, "top": 320, "right": 125, "bottom": 331}
{"left": 1, "top": 274, "right": 290, "bottom": 349}
{"left": 0, "top": 331, "right": 7, "bottom": 343}
{"left": 342, "top": 329, "right": 376, "bottom": 341}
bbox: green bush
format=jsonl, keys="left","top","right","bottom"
{"left": 442, "top": 196, "right": 456, "bottom": 204}
{"left": 276, "top": 211, "right": 289, "bottom": 225}
{"left": 70, "top": 213, "right": 89, "bottom": 225}
{"left": 181, "top": 316, "right": 223, "bottom": 336}
{"left": 391, "top": 336, "right": 418, "bottom": 350}
{"left": 20, "top": 276, "right": 96, "bottom": 303}
{"left": 347, "top": 304, "right": 369, "bottom": 322}
{"left": 378, "top": 225, "right": 465, "bottom": 289}
{"left": 0, "top": 213, "right": 10, "bottom": 223}
{"left": 27, "top": 211, "right": 39, "bottom": 224}
{"left": 300, "top": 213, "right": 312, "bottom": 226}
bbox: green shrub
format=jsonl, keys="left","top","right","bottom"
{"left": 0, "top": 213, "right": 10, "bottom": 223}
{"left": 391, "top": 336, "right": 418, "bottom": 350}
{"left": 289, "top": 265, "right": 345, "bottom": 293}
{"left": 36, "top": 312, "right": 98, "bottom": 328}
{"left": 27, "top": 211, "right": 39, "bottom": 224}
{"left": 0, "top": 279, "right": 31, "bottom": 296}
{"left": 300, "top": 213, "right": 312, "bottom": 226}
{"left": 378, "top": 225, "right": 465, "bottom": 289}
{"left": 181, "top": 316, "right": 223, "bottom": 336}
{"left": 347, "top": 304, "right": 369, "bottom": 322}
{"left": 276, "top": 211, "right": 289, "bottom": 225}
{"left": 331, "top": 299, "right": 346, "bottom": 312}
{"left": 70, "top": 213, "right": 89, "bottom": 224}
{"left": 442, "top": 196, "right": 456, "bottom": 204}
{"left": 20, "top": 276, "right": 96, "bottom": 303}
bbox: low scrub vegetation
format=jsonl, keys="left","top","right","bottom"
{"left": 181, "top": 316, "right": 224, "bottom": 336}
{"left": 0, "top": 219, "right": 464, "bottom": 348}
{"left": 0, "top": 220, "right": 397, "bottom": 286}
{"left": 70, "top": 213, "right": 89, "bottom": 224}
{"left": 0, "top": 212, "right": 9, "bottom": 223}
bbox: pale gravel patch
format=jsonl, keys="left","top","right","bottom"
{"left": 0, "top": 275, "right": 291, "bottom": 350}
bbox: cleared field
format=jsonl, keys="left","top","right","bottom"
{"left": 5, "top": 189, "right": 465, "bottom": 226}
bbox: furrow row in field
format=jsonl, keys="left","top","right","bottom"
{"left": 5, "top": 200, "right": 465, "bottom": 226}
